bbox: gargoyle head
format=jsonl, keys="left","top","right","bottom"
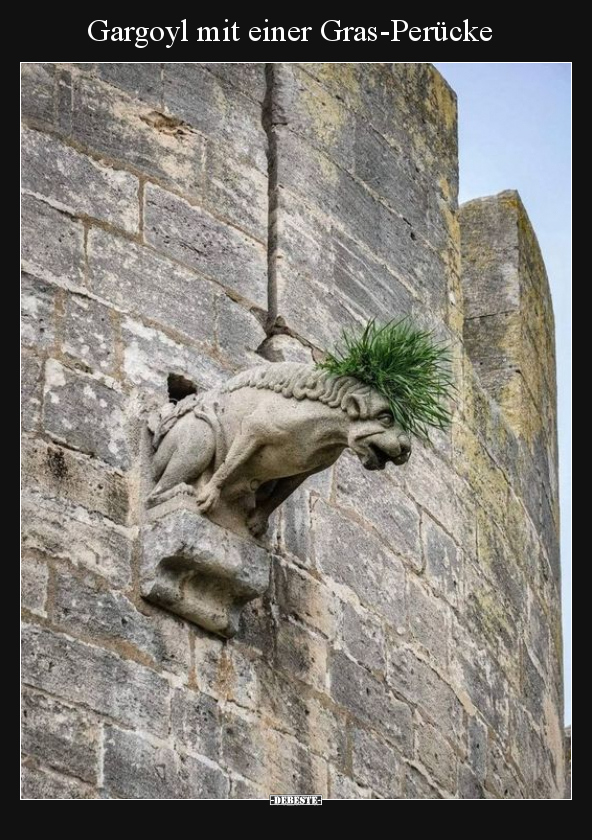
{"left": 344, "top": 390, "right": 411, "bottom": 470}
{"left": 317, "top": 319, "right": 452, "bottom": 462}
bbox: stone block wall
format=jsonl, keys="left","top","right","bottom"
{"left": 21, "top": 63, "right": 563, "bottom": 799}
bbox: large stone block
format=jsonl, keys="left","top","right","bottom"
{"left": 21, "top": 556, "right": 48, "bottom": 616}
{"left": 95, "top": 62, "right": 163, "bottom": 106}
{"left": 142, "top": 500, "right": 271, "bottom": 637}
{"left": 312, "top": 499, "right": 406, "bottom": 631}
{"left": 21, "top": 688, "right": 99, "bottom": 783}
{"left": 350, "top": 725, "right": 403, "bottom": 798}
{"left": 330, "top": 651, "right": 412, "bottom": 754}
{"left": 21, "top": 127, "right": 139, "bottom": 232}
{"left": 121, "top": 317, "right": 226, "bottom": 397}
{"left": 163, "top": 63, "right": 267, "bottom": 172}
{"left": 52, "top": 569, "right": 191, "bottom": 675}
{"left": 21, "top": 765, "right": 99, "bottom": 800}
{"left": 21, "top": 272, "right": 57, "bottom": 350}
{"left": 275, "top": 558, "right": 340, "bottom": 639}
{"left": 274, "top": 617, "right": 328, "bottom": 692}
{"left": 415, "top": 720, "right": 457, "bottom": 791}
{"left": 21, "top": 63, "right": 56, "bottom": 127}
{"left": 144, "top": 184, "right": 267, "bottom": 307}
{"left": 205, "top": 143, "right": 268, "bottom": 243}
{"left": 387, "top": 647, "right": 463, "bottom": 739}
{"left": 21, "top": 353, "right": 43, "bottom": 432}
{"left": 88, "top": 227, "right": 217, "bottom": 346}
{"left": 342, "top": 602, "right": 386, "bottom": 674}
{"left": 22, "top": 625, "right": 170, "bottom": 737}
{"left": 22, "top": 433, "right": 128, "bottom": 525}
{"left": 408, "top": 576, "right": 450, "bottom": 663}
{"left": 21, "top": 194, "right": 85, "bottom": 285}
{"left": 62, "top": 294, "right": 117, "bottom": 375}
{"left": 42, "top": 360, "right": 129, "bottom": 470}
{"left": 171, "top": 688, "right": 221, "bottom": 762}
{"left": 222, "top": 709, "right": 328, "bottom": 795}
{"left": 422, "top": 512, "right": 462, "bottom": 608}
{"left": 334, "top": 450, "right": 421, "bottom": 570}
{"left": 104, "top": 726, "right": 229, "bottom": 799}
{"left": 68, "top": 75, "right": 205, "bottom": 199}
{"left": 21, "top": 489, "right": 132, "bottom": 588}
{"left": 214, "top": 293, "right": 266, "bottom": 369}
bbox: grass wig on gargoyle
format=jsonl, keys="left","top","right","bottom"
{"left": 316, "top": 319, "right": 453, "bottom": 440}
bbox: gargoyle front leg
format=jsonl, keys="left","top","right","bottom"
{"left": 196, "top": 430, "right": 262, "bottom": 513}
{"left": 247, "top": 468, "right": 322, "bottom": 536}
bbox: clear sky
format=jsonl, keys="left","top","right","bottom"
{"left": 435, "top": 63, "right": 571, "bottom": 724}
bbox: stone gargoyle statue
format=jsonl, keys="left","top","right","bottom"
{"left": 147, "top": 320, "right": 452, "bottom": 540}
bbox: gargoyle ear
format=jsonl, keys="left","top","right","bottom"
{"left": 343, "top": 393, "right": 363, "bottom": 420}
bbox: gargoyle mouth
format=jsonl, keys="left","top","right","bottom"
{"left": 361, "top": 443, "right": 389, "bottom": 471}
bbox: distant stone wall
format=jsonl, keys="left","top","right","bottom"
{"left": 21, "top": 63, "right": 563, "bottom": 799}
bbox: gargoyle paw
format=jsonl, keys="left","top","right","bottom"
{"left": 196, "top": 483, "right": 221, "bottom": 513}
{"left": 247, "top": 511, "right": 269, "bottom": 537}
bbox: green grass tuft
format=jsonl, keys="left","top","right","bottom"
{"left": 316, "top": 319, "right": 453, "bottom": 440}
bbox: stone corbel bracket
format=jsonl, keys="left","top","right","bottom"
{"left": 141, "top": 497, "right": 271, "bottom": 638}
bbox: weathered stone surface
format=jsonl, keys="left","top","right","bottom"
{"left": 200, "top": 63, "right": 266, "bottom": 104}
{"left": 215, "top": 294, "right": 266, "bottom": 369}
{"left": 334, "top": 450, "right": 421, "bottom": 569}
{"left": 21, "top": 764, "right": 99, "bottom": 800}
{"left": 96, "top": 63, "right": 163, "bottom": 106}
{"left": 523, "top": 647, "right": 546, "bottom": 721}
{"left": 88, "top": 227, "right": 216, "bottom": 346}
{"left": 275, "top": 131, "right": 447, "bottom": 313}
{"left": 171, "top": 688, "right": 221, "bottom": 762}
{"left": 67, "top": 75, "right": 205, "bottom": 199}
{"left": 297, "top": 63, "right": 458, "bottom": 192}
{"left": 21, "top": 194, "right": 85, "bottom": 285}
{"left": 62, "top": 294, "right": 117, "bottom": 374}
{"left": 205, "top": 143, "right": 267, "bottom": 243}
{"left": 22, "top": 433, "right": 128, "bottom": 525}
{"left": 222, "top": 709, "right": 327, "bottom": 795}
{"left": 458, "top": 764, "right": 486, "bottom": 799}
{"left": 387, "top": 647, "right": 463, "bottom": 739}
{"left": 21, "top": 353, "right": 43, "bottom": 432}
{"left": 52, "top": 569, "right": 191, "bottom": 675}
{"left": 350, "top": 726, "right": 403, "bottom": 798}
{"left": 21, "top": 688, "right": 99, "bottom": 783}
{"left": 405, "top": 765, "right": 443, "bottom": 799}
{"left": 144, "top": 184, "right": 267, "bottom": 306}
{"left": 408, "top": 577, "right": 449, "bottom": 663}
{"left": 313, "top": 499, "right": 406, "bottom": 631}
{"left": 467, "top": 716, "right": 488, "bottom": 782}
{"left": 21, "top": 272, "right": 56, "bottom": 350}
{"left": 416, "top": 721, "right": 457, "bottom": 791}
{"left": 21, "top": 63, "right": 56, "bottom": 127}
{"left": 329, "top": 767, "right": 373, "bottom": 799}
{"left": 164, "top": 63, "right": 267, "bottom": 172}
{"left": 422, "top": 513, "right": 462, "bottom": 608}
{"left": 330, "top": 651, "right": 412, "bottom": 754}
{"left": 142, "top": 504, "right": 271, "bottom": 637}
{"left": 43, "top": 360, "right": 129, "bottom": 469}
{"left": 121, "top": 317, "right": 225, "bottom": 396}
{"left": 275, "top": 618, "right": 328, "bottom": 691}
{"left": 21, "top": 556, "right": 48, "bottom": 616}
{"left": 275, "top": 558, "right": 339, "bottom": 639}
{"left": 22, "top": 625, "right": 170, "bottom": 736}
{"left": 21, "top": 489, "right": 131, "bottom": 588}
{"left": 342, "top": 603, "right": 386, "bottom": 674}
{"left": 22, "top": 127, "right": 139, "bottom": 232}
{"left": 104, "top": 726, "right": 229, "bottom": 799}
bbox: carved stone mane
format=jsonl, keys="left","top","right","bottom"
{"left": 223, "top": 363, "right": 374, "bottom": 413}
